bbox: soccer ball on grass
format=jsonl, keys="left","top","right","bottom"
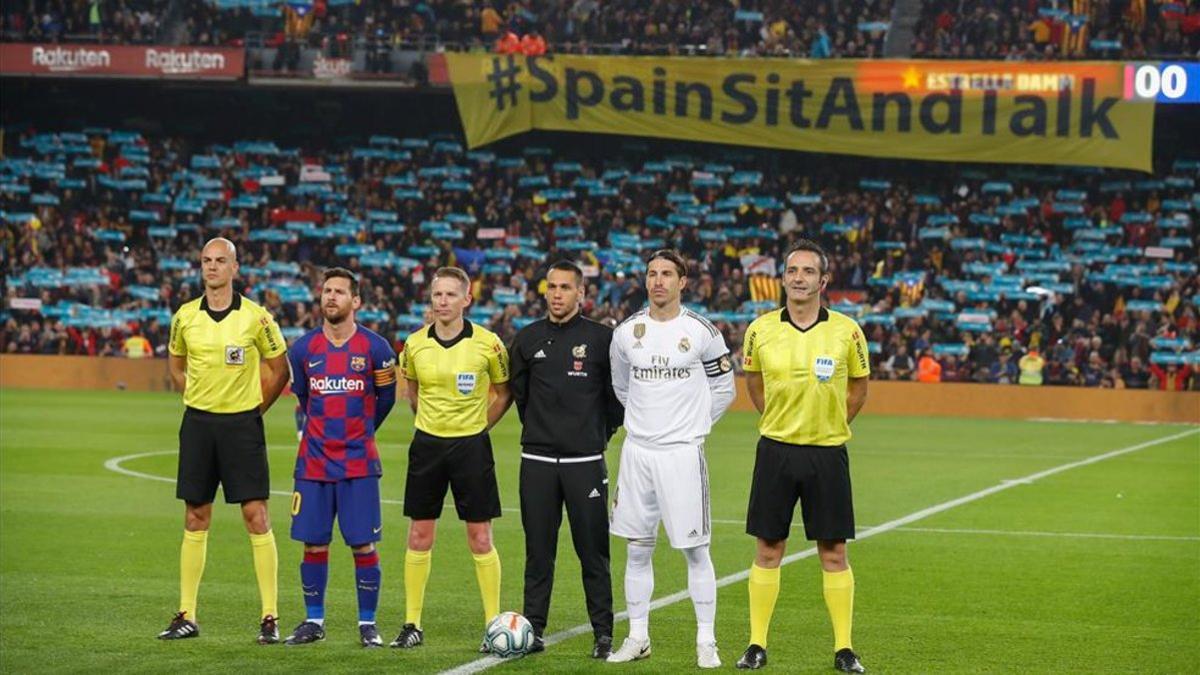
{"left": 484, "top": 611, "right": 535, "bottom": 658}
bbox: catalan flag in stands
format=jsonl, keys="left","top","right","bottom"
{"left": 749, "top": 275, "right": 782, "bottom": 305}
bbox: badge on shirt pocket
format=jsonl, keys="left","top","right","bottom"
{"left": 813, "top": 356, "right": 836, "bottom": 382}
{"left": 225, "top": 345, "right": 245, "bottom": 365}
{"left": 456, "top": 372, "right": 476, "bottom": 395}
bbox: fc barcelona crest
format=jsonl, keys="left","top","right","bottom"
{"left": 633, "top": 323, "right": 646, "bottom": 339}
{"left": 350, "top": 356, "right": 367, "bottom": 372}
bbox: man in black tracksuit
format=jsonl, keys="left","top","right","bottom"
{"left": 508, "top": 260, "right": 624, "bottom": 659}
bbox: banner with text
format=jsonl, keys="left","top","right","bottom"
{"left": 446, "top": 55, "right": 1154, "bottom": 171}
{"left": 0, "top": 43, "right": 245, "bottom": 79}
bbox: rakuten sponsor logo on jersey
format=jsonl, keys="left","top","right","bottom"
{"left": 309, "top": 376, "right": 366, "bottom": 394}
{"left": 631, "top": 354, "right": 692, "bottom": 381}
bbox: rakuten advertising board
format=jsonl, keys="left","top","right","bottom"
{"left": 0, "top": 44, "right": 244, "bottom": 79}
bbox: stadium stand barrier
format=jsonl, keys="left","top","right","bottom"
{"left": 2, "top": 354, "right": 1195, "bottom": 423}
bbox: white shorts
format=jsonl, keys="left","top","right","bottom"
{"left": 609, "top": 439, "right": 711, "bottom": 549}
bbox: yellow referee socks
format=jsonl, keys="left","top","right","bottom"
{"left": 179, "top": 529, "right": 208, "bottom": 620}
{"left": 248, "top": 530, "right": 278, "bottom": 619}
{"left": 748, "top": 563, "right": 781, "bottom": 647}
{"left": 404, "top": 548, "right": 432, "bottom": 627}
{"left": 822, "top": 567, "right": 855, "bottom": 651}
{"left": 472, "top": 548, "right": 501, "bottom": 625}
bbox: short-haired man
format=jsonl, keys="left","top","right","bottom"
{"left": 736, "top": 240, "right": 870, "bottom": 673}
{"left": 159, "top": 237, "right": 290, "bottom": 644}
{"left": 390, "top": 267, "right": 513, "bottom": 651}
{"left": 508, "top": 260, "right": 623, "bottom": 658}
{"left": 607, "top": 250, "right": 735, "bottom": 668}
{"left": 283, "top": 268, "right": 398, "bottom": 648}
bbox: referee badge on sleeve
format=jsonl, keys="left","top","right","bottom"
{"left": 225, "top": 345, "right": 245, "bottom": 365}
{"left": 814, "top": 356, "right": 836, "bottom": 382}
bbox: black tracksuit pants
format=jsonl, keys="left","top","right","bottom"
{"left": 519, "top": 453, "right": 613, "bottom": 640}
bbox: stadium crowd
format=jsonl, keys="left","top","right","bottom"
{"left": 170, "top": 0, "right": 892, "bottom": 58}
{"left": 6, "top": 0, "right": 1197, "bottom": 59}
{"left": 2, "top": 127, "right": 1196, "bottom": 389}
{"left": 912, "top": 0, "right": 1200, "bottom": 60}
{"left": 1, "top": 0, "right": 163, "bottom": 44}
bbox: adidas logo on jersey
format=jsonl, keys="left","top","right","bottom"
{"left": 588, "top": 488, "right": 601, "bottom": 498}
{"left": 534, "top": 349, "right": 547, "bottom": 359}
{"left": 688, "top": 529, "right": 700, "bottom": 538}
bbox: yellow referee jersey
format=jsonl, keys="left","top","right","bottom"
{"left": 401, "top": 320, "right": 509, "bottom": 437}
{"left": 168, "top": 294, "right": 286, "bottom": 413}
{"left": 743, "top": 307, "right": 870, "bottom": 447}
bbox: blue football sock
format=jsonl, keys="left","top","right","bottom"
{"left": 354, "top": 549, "right": 381, "bottom": 624}
{"left": 301, "top": 550, "right": 329, "bottom": 622}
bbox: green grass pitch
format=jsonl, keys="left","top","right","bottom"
{"left": 0, "top": 388, "right": 1197, "bottom": 673}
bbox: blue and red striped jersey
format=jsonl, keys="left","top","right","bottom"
{"left": 288, "top": 325, "right": 397, "bottom": 481}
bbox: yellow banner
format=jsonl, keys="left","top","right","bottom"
{"left": 446, "top": 55, "right": 1154, "bottom": 171}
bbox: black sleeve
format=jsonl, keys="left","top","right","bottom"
{"left": 599, "top": 327, "right": 624, "bottom": 440}
{"left": 508, "top": 330, "right": 530, "bottom": 422}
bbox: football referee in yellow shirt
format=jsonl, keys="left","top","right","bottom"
{"left": 157, "top": 238, "right": 290, "bottom": 644}
{"left": 389, "top": 267, "right": 513, "bottom": 651}
{"left": 735, "top": 241, "right": 870, "bottom": 673}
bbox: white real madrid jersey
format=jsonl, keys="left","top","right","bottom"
{"left": 610, "top": 308, "right": 736, "bottom": 450}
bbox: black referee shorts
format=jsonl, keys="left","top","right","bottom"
{"left": 177, "top": 407, "right": 270, "bottom": 505}
{"left": 404, "top": 429, "right": 502, "bottom": 522}
{"left": 746, "top": 436, "right": 855, "bottom": 542}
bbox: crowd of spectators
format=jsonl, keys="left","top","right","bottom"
{"left": 6, "top": 1, "right": 1198, "bottom": 60}
{"left": 167, "top": 0, "right": 892, "bottom": 58}
{"left": 2, "top": 127, "right": 1196, "bottom": 389}
{"left": 913, "top": 0, "right": 1200, "bottom": 60}
{"left": 1, "top": 0, "right": 162, "bottom": 44}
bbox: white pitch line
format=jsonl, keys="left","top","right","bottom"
{"left": 103, "top": 451, "right": 179, "bottom": 485}
{"left": 888, "top": 526, "right": 1200, "bottom": 542}
{"left": 440, "top": 427, "right": 1200, "bottom": 675}
{"left": 102, "top": 450, "right": 523, "bottom": 512}
{"left": 709, "top": 519, "right": 1199, "bottom": 542}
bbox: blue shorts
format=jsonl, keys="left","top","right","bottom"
{"left": 290, "top": 477, "right": 382, "bottom": 546}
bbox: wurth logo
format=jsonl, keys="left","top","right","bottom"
{"left": 309, "top": 376, "right": 365, "bottom": 395}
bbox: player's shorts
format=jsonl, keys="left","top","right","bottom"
{"left": 404, "top": 429, "right": 501, "bottom": 522}
{"left": 290, "top": 477, "right": 382, "bottom": 546}
{"left": 176, "top": 406, "right": 270, "bottom": 504}
{"left": 745, "top": 436, "right": 855, "bottom": 542}
{"left": 609, "top": 439, "right": 710, "bottom": 549}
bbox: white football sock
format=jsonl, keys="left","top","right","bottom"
{"left": 683, "top": 544, "right": 716, "bottom": 644}
{"left": 625, "top": 539, "right": 656, "bottom": 641}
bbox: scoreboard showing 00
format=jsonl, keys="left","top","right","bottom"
{"left": 1124, "top": 62, "right": 1200, "bottom": 104}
